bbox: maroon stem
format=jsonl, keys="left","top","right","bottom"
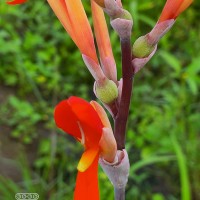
{"left": 114, "top": 37, "right": 134, "bottom": 150}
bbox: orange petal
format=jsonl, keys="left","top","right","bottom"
{"left": 175, "top": 0, "right": 193, "bottom": 17}
{"left": 91, "top": 0, "right": 117, "bottom": 82}
{"left": 74, "top": 153, "right": 100, "bottom": 200}
{"left": 77, "top": 147, "right": 99, "bottom": 172}
{"left": 54, "top": 99, "right": 81, "bottom": 139}
{"left": 47, "top": 0, "right": 76, "bottom": 42}
{"left": 90, "top": 100, "right": 112, "bottom": 129}
{"left": 54, "top": 97, "right": 104, "bottom": 146}
{"left": 68, "top": 97, "right": 103, "bottom": 146}
{"left": 158, "top": 0, "right": 183, "bottom": 22}
{"left": 66, "top": 0, "right": 98, "bottom": 63}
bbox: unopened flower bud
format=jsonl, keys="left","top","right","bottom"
{"left": 95, "top": 79, "right": 118, "bottom": 104}
{"left": 132, "top": 35, "right": 156, "bottom": 58}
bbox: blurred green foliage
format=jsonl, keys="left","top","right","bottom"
{"left": 0, "top": 0, "right": 200, "bottom": 200}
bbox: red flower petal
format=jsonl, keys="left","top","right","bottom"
{"left": 54, "top": 97, "right": 103, "bottom": 146}
{"left": 74, "top": 153, "right": 100, "bottom": 200}
{"left": 54, "top": 99, "right": 81, "bottom": 139}
{"left": 158, "top": 0, "right": 183, "bottom": 22}
{"left": 68, "top": 96, "right": 103, "bottom": 146}
{"left": 6, "top": 0, "right": 26, "bottom": 4}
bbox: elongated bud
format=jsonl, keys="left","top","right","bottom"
{"left": 95, "top": 79, "right": 118, "bottom": 104}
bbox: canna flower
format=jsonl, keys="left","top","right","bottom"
{"left": 54, "top": 96, "right": 116, "bottom": 200}
{"left": 132, "top": 0, "right": 193, "bottom": 73}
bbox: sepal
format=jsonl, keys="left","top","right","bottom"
{"left": 132, "top": 45, "right": 157, "bottom": 74}
{"left": 99, "top": 149, "right": 130, "bottom": 189}
{"left": 111, "top": 17, "right": 133, "bottom": 39}
{"left": 82, "top": 54, "right": 106, "bottom": 83}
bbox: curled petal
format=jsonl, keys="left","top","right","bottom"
{"left": 54, "top": 97, "right": 103, "bottom": 147}
{"left": 99, "top": 127, "right": 117, "bottom": 163}
{"left": 77, "top": 147, "right": 100, "bottom": 172}
{"left": 54, "top": 99, "right": 81, "bottom": 139}
{"left": 90, "top": 101, "right": 112, "bottom": 129}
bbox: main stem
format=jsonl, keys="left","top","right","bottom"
{"left": 114, "top": 187, "right": 125, "bottom": 200}
{"left": 114, "top": 37, "right": 134, "bottom": 150}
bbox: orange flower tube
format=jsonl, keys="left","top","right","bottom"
{"left": 47, "top": 0, "right": 98, "bottom": 63}
{"left": 158, "top": 0, "right": 193, "bottom": 22}
{"left": 91, "top": 0, "right": 117, "bottom": 83}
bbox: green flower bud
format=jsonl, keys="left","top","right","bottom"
{"left": 95, "top": 79, "right": 118, "bottom": 104}
{"left": 132, "top": 35, "right": 156, "bottom": 58}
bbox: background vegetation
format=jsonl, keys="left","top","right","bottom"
{"left": 0, "top": 0, "right": 199, "bottom": 199}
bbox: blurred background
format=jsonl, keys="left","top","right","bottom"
{"left": 0, "top": 0, "right": 199, "bottom": 199}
